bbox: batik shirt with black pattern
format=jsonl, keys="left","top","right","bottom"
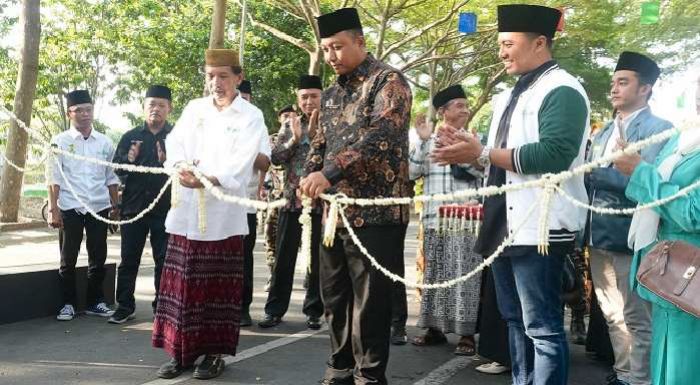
{"left": 304, "top": 54, "right": 413, "bottom": 227}
{"left": 271, "top": 114, "right": 320, "bottom": 213}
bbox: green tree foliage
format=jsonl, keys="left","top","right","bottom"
{"left": 0, "top": 0, "right": 698, "bottom": 137}
{"left": 0, "top": 0, "right": 312, "bottom": 137}
{"left": 243, "top": 1, "right": 316, "bottom": 131}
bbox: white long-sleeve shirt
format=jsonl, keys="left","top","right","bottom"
{"left": 245, "top": 131, "right": 271, "bottom": 215}
{"left": 164, "top": 95, "right": 266, "bottom": 241}
{"left": 48, "top": 126, "right": 120, "bottom": 213}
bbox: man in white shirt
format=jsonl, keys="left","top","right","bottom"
{"left": 47, "top": 90, "right": 120, "bottom": 322}
{"left": 151, "top": 49, "right": 266, "bottom": 381}
{"left": 238, "top": 79, "right": 271, "bottom": 327}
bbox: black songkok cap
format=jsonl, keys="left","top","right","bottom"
{"left": 317, "top": 8, "right": 363, "bottom": 39}
{"left": 278, "top": 105, "right": 295, "bottom": 116}
{"left": 432, "top": 85, "right": 467, "bottom": 109}
{"left": 66, "top": 90, "right": 92, "bottom": 108}
{"left": 145, "top": 85, "right": 172, "bottom": 101}
{"left": 239, "top": 80, "right": 252, "bottom": 95}
{"left": 615, "top": 51, "right": 661, "bottom": 85}
{"left": 497, "top": 4, "right": 562, "bottom": 39}
{"left": 298, "top": 75, "right": 323, "bottom": 90}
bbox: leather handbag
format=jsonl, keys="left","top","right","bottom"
{"left": 636, "top": 240, "right": 700, "bottom": 318}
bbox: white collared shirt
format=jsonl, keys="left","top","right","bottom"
{"left": 48, "top": 126, "right": 120, "bottom": 213}
{"left": 165, "top": 95, "right": 267, "bottom": 241}
{"left": 245, "top": 129, "right": 271, "bottom": 214}
{"left": 603, "top": 106, "right": 648, "bottom": 158}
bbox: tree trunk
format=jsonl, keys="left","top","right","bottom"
{"left": 209, "top": 0, "right": 227, "bottom": 49}
{"left": 238, "top": 0, "right": 247, "bottom": 66}
{"left": 0, "top": 0, "right": 41, "bottom": 223}
{"left": 204, "top": 0, "right": 227, "bottom": 95}
{"left": 308, "top": 47, "right": 322, "bottom": 75}
{"left": 427, "top": 60, "right": 438, "bottom": 123}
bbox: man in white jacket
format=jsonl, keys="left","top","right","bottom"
{"left": 433, "top": 5, "right": 590, "bottom": 384}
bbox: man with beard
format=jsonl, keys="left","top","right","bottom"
{"left": 152, "top": 49, "right": 265, "bottom": 380}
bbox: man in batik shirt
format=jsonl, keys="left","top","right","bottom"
{"left": 300, "top": 8, "right": 412, "bottom": 385}
{"left": 259, "top": 76, "right": 324, "bottom": 330}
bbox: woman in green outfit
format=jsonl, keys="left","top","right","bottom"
{"left": 614, "top": 124, "right": 700, "bottom": 385}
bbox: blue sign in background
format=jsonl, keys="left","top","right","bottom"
{"left": 458, "top": 12, "right": 477, "bottom": 34}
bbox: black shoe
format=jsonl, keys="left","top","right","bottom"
{"left": 258, "top": 314, "right": 282, "bottom": 328}
{"left": 569, "top": 317, "right": 586, "bottom": 345}
{"left": 391, "top": 326, "right": 408, "bottom": 345}
{"left": 319, "top": 378, "right": 353, "bottom": 385}
{"left": 306, "top": 316, "right": 322, "bottom": 330}
{"left": 157, "top": 358, "right": 188, "bottom": 379}
{"left": 193, "top": 355, "right": 225, "bottom": 380}
{"left": 605, "top": 373, "right": 630, "bottom": 385}
{"left": 240, "top": 312, "right": 252, "bottom": 327}
{"left": 108, "top": 307, "right": 136, "bottom": 324}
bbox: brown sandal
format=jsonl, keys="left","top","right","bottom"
{"left": 411, "top": 329, "right": 447, "bottom": 346}
{"left": 454, "top": 336, "right": 476, "bottom": 356}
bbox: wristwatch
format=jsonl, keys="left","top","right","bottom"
{"left": 477, "top": 146, "right": 492, "bottom": 168}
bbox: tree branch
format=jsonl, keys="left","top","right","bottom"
{"left": 245, "top": 12, "right": 314, "bottom": 52}
{"left": 466, "top": 68, "right": 505, "bottom": 125}
{"left": 380, "top": 0, "right": 470, "bottom": 60}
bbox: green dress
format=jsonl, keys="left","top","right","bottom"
{"left": 626, "top": 134, "right": 700, "bottom": 385}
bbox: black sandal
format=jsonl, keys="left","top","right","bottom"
{"left": 454, "top": 336, "right": 476, "bottom": 356}
{"left": 193, "top": 355, "right": 225, "bottom": 380}
{"left": 411, "top": 329, "right": 448, "bottom": 346}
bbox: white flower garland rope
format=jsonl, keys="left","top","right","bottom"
{"left": 5, "top": 104, "right": 700, "bottom": 289}
{"left": 0, "top": 144, "right": 51, "bottom": 173}
{"left": 53, "top": 152, "right": 175, "bottom": 225}
{"left": 330, "top": 194, "right": 542, "bottom": 290}
{"left": 3, "top": 102, "right": 692, "bottom": 217}
{"left": 554, "top": 179, "right": 700, "bottom": 215}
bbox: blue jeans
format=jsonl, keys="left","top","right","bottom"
{"left": 491, "top": 249, "right": 568, "bottom": 385}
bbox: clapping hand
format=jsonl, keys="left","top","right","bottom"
{"left": 127, "top": 140, "right": 142, "bottom": 163}
{"left": 156, "top": 141, "right": 166, "bottom": 164}
{"left": 613, "top": 139, "right": 642, "bottom": 176}
{"left": 431, "top": 125, "right": 481, "bottom": 166}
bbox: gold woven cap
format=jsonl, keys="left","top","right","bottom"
{"left": 205, "top": 49, "right": 240, "bottom": 67}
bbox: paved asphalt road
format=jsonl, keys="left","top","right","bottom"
{"left": 0, "top": 224, "right": 608, "bottom": 384}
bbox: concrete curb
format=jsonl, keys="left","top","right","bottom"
{"left": 0, "top": 219, "right": 46, "bottom": 232}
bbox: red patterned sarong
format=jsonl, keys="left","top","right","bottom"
{"left": 152, "top": 234, "right": 243, "bottom": 366}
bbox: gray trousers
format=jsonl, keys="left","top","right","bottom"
{"left": 589, "top": 247, "right": 652, "bottom": 385}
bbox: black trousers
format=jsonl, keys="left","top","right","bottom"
{"left": 321, "top": 224, "right": 408, "bottom": 385}
{"left": 59, "top": 209, "right": 109, "bottom": 307}
{"left": 477, "top": 267, "right": 511, "bottom": 366}
{"left": 242, "top": 213, "right": 257, "bottom": 314}
{"left": 391, "top": 226, "right": 408, "bottom": 329}
{"left": 264, "top": 211, "right": 323, "bottom": 318}
{"left": 115, "top": 213, "right": 168, "bottom": 313}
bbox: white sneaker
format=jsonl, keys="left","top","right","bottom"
{"left": 85, "top": 302, "right": 115, "bottom": 317}
{"left": 475, "top": 362, "right": 510, "bottom": 375}
{"left": 56, "top": 304, "right": 75, "bottom": 321}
